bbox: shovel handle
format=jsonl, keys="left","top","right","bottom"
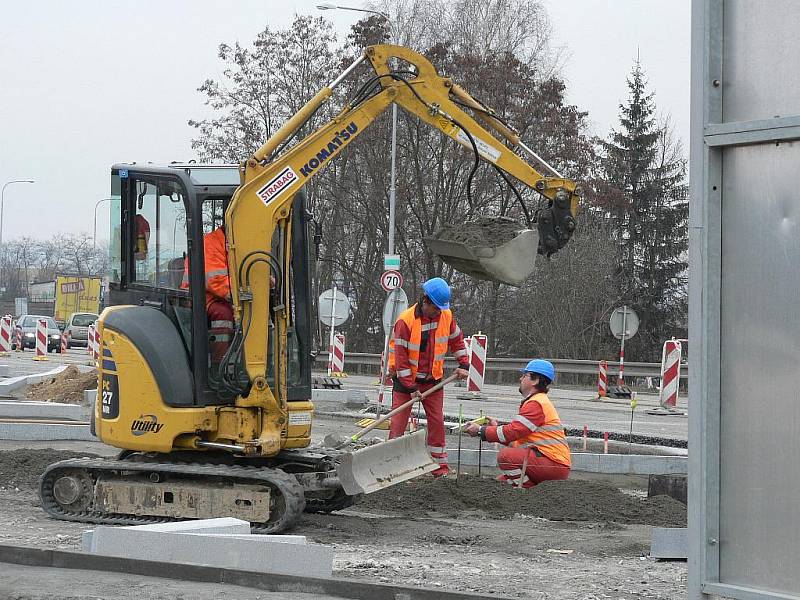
{"left": 351, "top": 373, "right": 459, "bottom": 442}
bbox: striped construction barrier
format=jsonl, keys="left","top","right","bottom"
{"left": 61, "top": 331, "right": 69, "bottom": 354}
{"left": 0, "top": 315, "right": 12, "bottom": 355}
{"left": 458, "top": 334, "right": 487, "bottom": 399}
{"left": 328, "top": 333, "right": 346, "bottom": 377}
{"left": 659, "top": 339, "right": 682, "bottom": 409}
{"left": 34, "top": 318, "right": 48, "bottom": 361}
{"left": 15, "top": 327, "right": 23, "bottom": 352}
{"left": 87, "top": 324, "right": 100, "bottom": 361}
{"left": 597, "top": 360, "right": 608, "bottom": 398}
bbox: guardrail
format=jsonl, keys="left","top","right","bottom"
{"left": 315, "top": 352, "right": 688, "bottom": 383}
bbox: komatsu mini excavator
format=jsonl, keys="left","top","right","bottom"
{"left": 39, "top": 44, "right": 580, "bottom": 532}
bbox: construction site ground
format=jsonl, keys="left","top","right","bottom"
{"left": 0, "top": 350, "right": 687, "bottom": 598}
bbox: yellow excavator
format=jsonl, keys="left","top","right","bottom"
{"left": 39, "top": 45, "right": 580, "bottom": 532}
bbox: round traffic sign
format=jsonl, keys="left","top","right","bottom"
{"left": 318, "top": 289, "right": 350, "bottom": 326}
{"left": 382, "top": 287, "right": 409, "bottom": 336}
{"left": 380, "top": 269, "right": 403, "bottom": 292}
{"left": 609, "top": 305, "right": 639, "bottom": 340}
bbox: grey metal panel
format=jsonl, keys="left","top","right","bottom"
{"left": 718, "top": 143, "right": 800, "bottom": 593}
{"left": 722, "top": 0, "right": 800, "bottom": 123}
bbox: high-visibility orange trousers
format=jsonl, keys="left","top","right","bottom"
{"left": 496, "top": 447, "right": 570, "bottom": 488}
{"left": 389, "top": 381, "right": 448, "bottom": 476}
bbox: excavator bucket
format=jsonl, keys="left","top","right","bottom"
{"left": 336, "top": 429, "right": 438, "bottom": 495}
{"left": 424, "top": 218, "right": 538, "bottom": 287}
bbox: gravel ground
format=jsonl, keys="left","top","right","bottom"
{"left": 0, "top": 429, "right": 687, "bottom": 599}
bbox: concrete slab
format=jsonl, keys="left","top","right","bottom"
{"left": 650, "top": 527, "right": 687, "bottom": 560}
{"left": 449, "top": 449, "right": 687, "bottom": 475}
{"left": 0, "top": 423, "right": 95, "bottom": 441}
{"left": 0, "top": 365, "right": 9, "bottom": 377}
{"left": 86, "top": 519, "right": 333, "bottom": 578}
{"left": 83, "top": 517, "right": 252, "bottom": 550}
{"left": 84, "top": 389, "right": 97, "bottom": 406}
{"left": 0, "top": 400, "right": 90, "bottom": 421}
{"left": 312, "top": 388, "right": 366, "bottom": 405}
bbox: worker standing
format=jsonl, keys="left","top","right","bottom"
{"left": 464, "top": 359, "right": 571, "bottom": 488}
{"left": 388, "top": 277, "right": 470, "bottom": 477}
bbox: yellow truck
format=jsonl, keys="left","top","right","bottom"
{"left": 54, "top": 275, "right": 101, "bottom": 326}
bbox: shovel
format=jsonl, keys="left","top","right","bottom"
{"left": 335, "top": 374, "right": 458, "bottom": 495}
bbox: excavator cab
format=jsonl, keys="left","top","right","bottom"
{"left": 106, "top": 163, "right": 314, "bottom": 408}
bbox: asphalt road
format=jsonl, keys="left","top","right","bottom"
{"left": 0, "top": 349, "right": 688, "bottom": 441}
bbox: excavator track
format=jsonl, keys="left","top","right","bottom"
{"left": 39, "top": 457, "right": 306, "bottom": 534}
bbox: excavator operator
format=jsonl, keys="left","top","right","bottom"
{"left": 181, "top": 226, "right": 233, "bottom": 368}
{"left": 388, "top": 277, "right": 470, "bottom": 477}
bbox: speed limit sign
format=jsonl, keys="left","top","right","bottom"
{"left": 380, "top": 270, "right": 403, "bottom": 292}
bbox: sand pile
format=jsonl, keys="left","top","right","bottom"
{"left": 433, "top": 217, "right": 525, "bottom": 248}
{"left": 25, "top": 366, "right": 98, "bottom": 404}
{"left": 0, "top": 449, "right": 99, "bottom": 490}
{"left": 359, "top": 474, "right": 686, "bottom": 527}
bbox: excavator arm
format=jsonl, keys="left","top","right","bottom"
{"left": 223, "top": 44, "right": 580, "bottom": 455}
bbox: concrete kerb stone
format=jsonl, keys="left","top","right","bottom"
{"left": 84, "top": 518, "right": 333, "bottom": 578}
{"left": 0, "top": 400, "right": 90, "bottom": 421}
{"left": 0, "top": 365, "right": 10, "bottom": 378}
{"left": 449, "top": 449, "right": 688, "bottom": 475}
{"left": 0, "top": 364, "right": 96, "bottom": 395}
{"left": 312, "top": 388, "right": 367, "bottom": 407}
{"left": 650, "top": 527, "right": 688, "bottom": 560}
{"left": 0, "top": 423, "right": 96, "bottom": 441}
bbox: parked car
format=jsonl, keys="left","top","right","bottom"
{"left": 13, "top": 315, "right": 63, "bottom": 352}
{"left": 63, "top": 312, "right": 99, "bottom": 348}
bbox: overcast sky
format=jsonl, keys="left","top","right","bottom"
{"left": 0, "top": 0, "right": 690, "bottom": 244}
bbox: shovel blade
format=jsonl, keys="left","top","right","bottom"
{"left": 336, "top": 429, "right": 438, "bottom": 495}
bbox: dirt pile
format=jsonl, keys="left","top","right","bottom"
{"left": 25, "top": 366, "right": 97, "bottom": 404}
{"left": 434, "top": 217, "right": 525, "bottom": 248}
{"left": 359, "top": 474, "right": 686, "bottom": 527}
{"left": 0, "top": 449, "right": 99, "bottom": 490}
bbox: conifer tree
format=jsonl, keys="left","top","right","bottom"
{"left": 596, "top": 60, "right": 688, "bottom": 359}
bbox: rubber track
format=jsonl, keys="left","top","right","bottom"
{"left": 39, "top": 458, "right": 306, "bottom": 534}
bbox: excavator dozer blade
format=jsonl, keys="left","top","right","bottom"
{"left": 424, "top": 228, "right": 539, "bottom": 287}
{"left": 336, "top": 429, "right": 438, "bottom": 495}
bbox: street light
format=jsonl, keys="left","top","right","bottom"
{"left": 0, "top": 180, "right": 35, "bottom": 248}
{"left": 317, "top": 4, "right": 398, "bottom": 259}
{"left": 93, "top": 198, "right": 114, "bottom": 251}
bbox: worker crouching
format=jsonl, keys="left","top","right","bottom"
{"left": 465, "top": 359, "right": 571, "bottom": 488}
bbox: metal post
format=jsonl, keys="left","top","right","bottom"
{"left": 618, "top": 305, "right": 628, "bottom": 385}
{"left": 0, "top": 180, "right": 34, "bottom": 249}
{"left": 327, "top": 284, "right": 337, "bottom": 376}
{"left": 388, "top": 103, "right": 398, "bottom": 255}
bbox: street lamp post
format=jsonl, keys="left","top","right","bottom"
{"left": 316, "top": 3, "right": 398, "bottom": 257}
{"left": 93, "top": 198, "right": 114, "bottom": 251}
{"left": 0, "top": 180, "right": 35, "bottom": 249}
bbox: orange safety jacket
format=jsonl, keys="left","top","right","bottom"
{"left": 388, "top": 305, "right": 467, "bottom": 386}
{"left": 484, "top": 392, "right": 571, "bottom": 468}
{"left": 181, "top": 227, "right": 231, "bottom": 308}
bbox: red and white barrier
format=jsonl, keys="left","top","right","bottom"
{"left": 34, "top": 318, "right": 48, "bottom": 360}
{"left": 0, "top": 315, "right": 13, "bottom": 354}
{"left": 658, "top": 339, "right": 682, "bottom": 409}
{"left": 603, "top": 431, "right": 609, "bottom": 454}
{"left": 87, "top": 324, "right": 100, "bottom": 361}
{"left": 467, "top": 334, "right": 487, "bottom": 392}
{"left": 458, "top": 334, "right": 487, "bottom": 399}
{"left": 328, "top": 333, "right": 346, "bottom": 377}
{"left": 61, "top": 331, "right": 69, "bottom": 354}
{"left": 597, "top": 360, "right": 608, "bottom": 398}
{"left": 15, "top": 327, "right": 23, "bottom": 352}
{"left": 583, "top": 425, "right": 589, "bottom": 451}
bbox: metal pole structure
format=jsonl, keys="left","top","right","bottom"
{"left": 93, "top": 198, "right": 113, "bottom": 251}
{"left": 317, "top": 3, "right": 396, "bottom": 257}
{"left": 327, "top": 284, "right": 337, "bottom": 376}
{"left": 0, "top": 180, "right": 34, "bottom": 249}
{"left": 618, "top": 305, "right": 628, "bottom": 385}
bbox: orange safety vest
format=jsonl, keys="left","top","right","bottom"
{"left": 512, "top": 393, "right": 571, "bottom": 468}
{"left": 388, "top": 305, "right": 453, "bottom": 381}
{"left": 181, "top": 227, "right": 230, "bottom": 307}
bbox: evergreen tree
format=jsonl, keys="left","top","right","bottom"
{"left": 595, "top": 60, "right": 688, "bottom": 360}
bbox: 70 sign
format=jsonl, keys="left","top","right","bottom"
{"left": 380, "top": 270, "right": 403, "bottom": 292}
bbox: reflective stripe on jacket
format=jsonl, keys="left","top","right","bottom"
{"left": 486, "top": 392, "right": 571, "bottom": 468}
{"left": 388, "top": 305, "right": 454, "bottom": 384}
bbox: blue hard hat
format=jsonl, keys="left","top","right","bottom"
{"left": 422, "top": 277, "right": 451, "bottom": 310}
{"left": 521, "top": 359, "right": 556, "bottom": 382}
